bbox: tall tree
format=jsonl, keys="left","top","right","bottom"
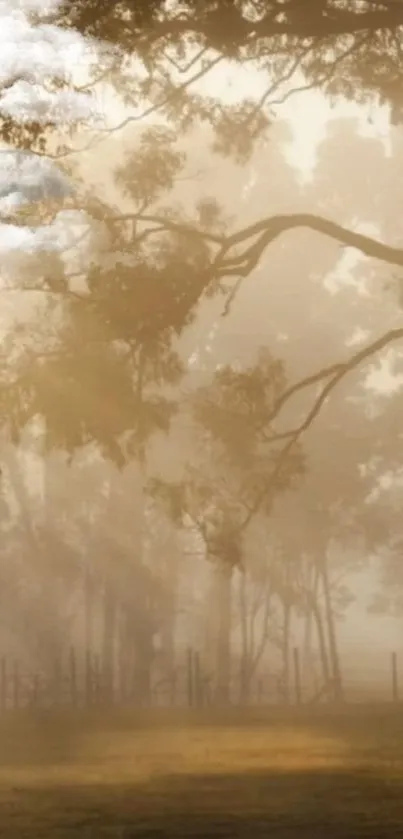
{"left": 150, "top": 348, "right": 304, "bottom": 703}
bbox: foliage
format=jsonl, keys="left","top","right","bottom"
{"left": 150, "top": 350, "right": 305, "bottom": 570}
{"left": 2, "top": 0, "right": 403, "bottom": 697}
{"left": 57, "top": 0, "right": 403, "bottom": 147}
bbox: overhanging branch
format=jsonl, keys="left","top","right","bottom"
{"left": 102, "top": 210, "right": 403, "bottom": 274}
{"left": 216, "top": 213, "right": 403, "bottom": 277}
{"left": 147, "top": 3, "right": 403, "bottom": 42}
{"left": 239, "top": 325, "right": 403, "bottom": 532}
{"left": 97, "top": 209, "right": 403, "bottom": 322}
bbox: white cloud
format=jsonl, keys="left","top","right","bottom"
{"left": 346, "top": 327, "right": 371, "bottom": 347}
{"left": 0, "top": 0, "right": 103, "bottom": 264}
{"left": 0, "top": 82, "right": 95, "bottom": 125}
{"left": 0, "top": 150, "right": 72, "bottom": 203}
{"left": 365, "top": 349, "right": 403, "bottom": 395}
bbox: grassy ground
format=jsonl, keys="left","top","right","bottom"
{"left": 0, "top": 704, "right": 403, "bottom": 836}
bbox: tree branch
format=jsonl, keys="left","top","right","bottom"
{"left": 100, "top": 210, "right": 403, "bottom": 275}
{"left": 92, "top": 209, "right": 403, "bottom": 326}
{"left": 149, "top": 3, "right": 403, "bottom": 43}
{"left": 239, "top": 326, "right": 403, "bottom": 532}
{"left": 216, "top": 213, "right": 403, "bottom": 277}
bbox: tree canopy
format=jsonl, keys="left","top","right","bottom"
{"left": 1, "top": 0, "right": 403, "bottom": 705}
{"left": 59, "top": 1, "right": 403, "bottom": 123}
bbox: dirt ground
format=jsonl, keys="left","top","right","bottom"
{"left": 0, "top": 704, "right": 403, "bottom": 837}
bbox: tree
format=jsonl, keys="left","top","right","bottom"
{"left": 150, "top": 348, "right": 304, "bottom": 704}
{"left": 178, "top": 116, "right": 403, "bottom": 705}
{"left": 6, "top": 115, "right": 395, "bottom": 707}
{"left": 3, "top": 0, "right": 403, "bottom": 711}
{"left": 5, "top": 0, "right": 403, "bottom": 457}
{"left": 0, "top": 113, "right": 233, "bottom": 702}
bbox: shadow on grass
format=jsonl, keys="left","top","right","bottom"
{"left": 0, "top": 703, "right": 401, "bottom": 766}
{"left": 0, "top": 766, "right": 402, "bottom": 838}
{"left": 0, "top": 706, "right": 403, "bottom": 836}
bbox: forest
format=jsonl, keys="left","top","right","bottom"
{"left": 1, "top": 0, "right": 403, "bottom": 717}
{"left": 5, "top": 2, "right": 403, "bottom": 836}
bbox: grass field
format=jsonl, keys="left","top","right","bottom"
{"left": 0, "top": 704, "right": 403, "bottom": 836}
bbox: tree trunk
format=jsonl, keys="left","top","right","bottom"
{"left": 118, "top": 607, "right": 132, "bottom": 703}
{"left": 302, "top": 604, "right": 313, "bottom": 678}
{"left": 158, "top": 536, "right": 181, "bottom": 705}
{"left": 239, "top": 570, "right": 251, "bottom": 704}
{"left": 281, "top": 599, "right": 291, "bottom": 705}
{"left": 133, "top": 634, "right": 153, "bottom": 707}
{"left": 3, "top": 446, "right": 65, "bottom": 672}
{"left": 84, "top": 566, "right": 95, "bottom": 655}
{"left": 238, "top": 573, "right": 272, "bottom": 705}
{"left": 214, "top": 561, "right": 232, "bottom": 705}
{"left": 310, "top": 596, "right": 331, "bottom": 690}
{"left": 159, "top": 601, "right": 177, "bottom": 705}
{"left": 321, "top": 555, "right": 343, "bottom": 702}
{"left": 304, "top": 571, "right": 331, "bottom": 693}
{"left": 101, "top": 582, "right": 117, "bottom": 703}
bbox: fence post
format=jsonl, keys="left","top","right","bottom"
{"left": 392, "top": 651, "right": 399, "bottom": 702}
{"left": 186, "top": 647, "right": 194, "bottom": 708}
{"left": 293, "top": 647, "right": 302, "bottom": 705}
{"left": 0, "top": 657, "right": 6, "bottom": 712}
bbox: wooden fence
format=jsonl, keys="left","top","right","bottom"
{"left": 0, "top": 646, "right": 401, "bottom": 712}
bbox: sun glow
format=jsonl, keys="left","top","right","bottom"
{"left": 193, "top": 61, "right": 391, "bottom": 176}
{"left": 100, "top": 56, "right": 392, "bottom": 181}
{"left": 93, "top": 53, "right": 399, "bottom": 396}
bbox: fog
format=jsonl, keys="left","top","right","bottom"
{"left": 1, "top": 107, "right": 400, "bottom": 710}
{"left": 2, "top": 2, "right": 403, "bottom": 720}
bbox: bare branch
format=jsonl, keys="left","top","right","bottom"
{"left": 239, "top": 326, "right": 403, "bottom": 532}
{"left": 95, "top": 210, "right": 403, "bottom": 276}
{"left": 270, "top": 326, "right": 403, "bottom": 434}
{"left": 216, "top": 213, "right": 403, "bottom": 278}
{"left": 267, "top": 33, "right": 371, "bottom": 113}
{"left": 105, "top": 212, "right": 224, "bottom": 244}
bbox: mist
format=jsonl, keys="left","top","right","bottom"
{"left": 3, "top": 1, "right": 403, "bottom": 836}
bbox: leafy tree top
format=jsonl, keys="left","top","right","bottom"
{"left": 59, "top": 1, "right": 403, "bottom": 126}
